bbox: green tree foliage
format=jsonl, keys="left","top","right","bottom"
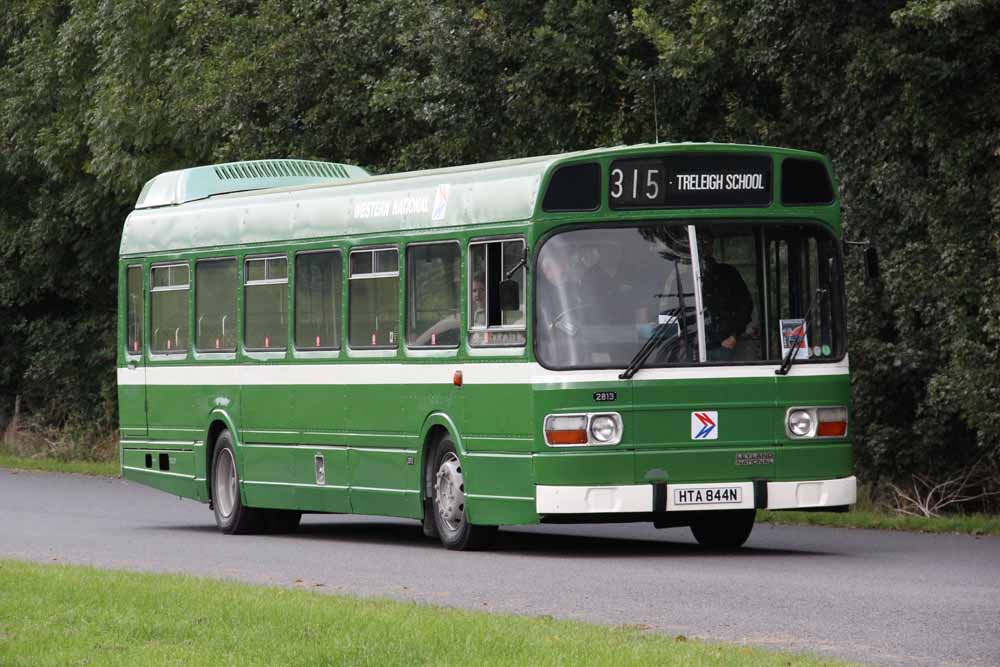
{"left": 1, "top": 0, "right": 997, "bottom": 482}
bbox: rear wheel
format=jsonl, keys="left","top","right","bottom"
{"left": 211, "top": 430, "right": 268, "bottom": 534}
{"left": 689, "top": 509, "right": 756, "bottom": 549}
{"left": 431, "top": 437, "right": 497, "bottom": 550}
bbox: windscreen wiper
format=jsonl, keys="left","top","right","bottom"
{"left": 620, "top": 313, "right": 682, "bottom": 380}
{"left": 775, "top": 288, "right": 826, "bottom": 376}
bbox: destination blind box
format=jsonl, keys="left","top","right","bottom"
{"left": 609, "top": 154, "right": 773, "bottom": 209}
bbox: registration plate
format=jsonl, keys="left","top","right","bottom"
{"left": 674, "top": 486, "right": 741, "bottom": 505}
{"left": 667, "top": 482, "right": 755, "bottom": 511}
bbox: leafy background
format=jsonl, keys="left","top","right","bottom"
{"left": 1, "top": 0, "right": 998, "bottom": 488}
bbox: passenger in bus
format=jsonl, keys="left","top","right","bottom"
{"left": 471, "top": 278, "right": 487, "bottom": 327}
{"left": 699, "top": 231, "right": 752, "bottom": 361}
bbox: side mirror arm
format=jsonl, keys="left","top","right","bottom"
{"left": 504, "top": 246, "right": 529, "bottom": 279}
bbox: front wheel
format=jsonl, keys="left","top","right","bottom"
{"left": 431, "top": 438, "right": 497, "bottom": 550}
{"left": 689, "top": 509, "right": 756, "bottom": 549}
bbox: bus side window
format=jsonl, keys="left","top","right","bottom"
{"left": 468, "top": 238, "right": 526, "bottom": 347}
{"left": 349, "top": 247, "right": 399, "bottom": 349}
{"left": 150, "top": 263, "right": 189, "bottom": 354}
{"left": 295, "top": 250, "right": 342, "bottom": 350}
{"left": 406, "top": 242, "right": 460, "bottom": 348}
{"left": 245, "top": 255, "right": 288, "bottom": 350}
{"left": 195, "top": 258, "right": 237, "bottom": 352}
{"left": 126, "top": 265, "right": 143, "bottom": 355}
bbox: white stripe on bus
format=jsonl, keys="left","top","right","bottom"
{"left": 117, "top": 358, "right": 849, "bottom": 386}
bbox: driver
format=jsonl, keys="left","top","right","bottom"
{"left": 698, "top": 230, "right": 752, "bottom": 361}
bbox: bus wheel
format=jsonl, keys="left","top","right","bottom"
{"left": 211, "top": 430, "right": 266, "bottom": 535}
{"left": 689, "top": 509, "right": 756, "bottom": 549}
{"left": 431, "top": 438, "right": 496, "bottom": 550}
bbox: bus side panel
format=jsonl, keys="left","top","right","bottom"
{"left": 146, "top": 381, "right": 212, "bottom": 443}
{"left": 139, "top": 375, "right": 238, "bottom": 502}
{"left": 240, "top": 443, "right": 351, "bottom": 513}
{"left": 241, "top": 375, "right": 441, "bottom": 518}
{"left": 118, "top": 383, "right": 148, "bottom": 440}
{"left": 461, "top": 453, "right": 537, "bottom": 525}
{"left": 121, "top": 448, "right": 197, "bottom": 498}
{"left": 348, "top": 446, "right": 422, "bottom": 519}
{"left": 459, "top": 378, "right": 536, "bottom": 524}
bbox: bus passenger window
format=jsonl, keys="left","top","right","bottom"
{"left": 196, "top": 258, "right": 237, "bottom": 352}
{"left": 469, "top": 238, "right": 526, "bottom": 347}
{"left": 245, "top": 255, "right": 288, "bottom": 350}
{"left": 295, "top": 250, "right": 342, "bottom": 350}
{"left": 150, "top": 263, "right": 189, "bottom": 354}
{"left": 126, "top": 265, "right": 143, "bottom": 354}
{"left": 406, "top": 243, "right": 460, "bottom": 348}
{"left": 349, "top": 247, "right": 399, "bottom": 349}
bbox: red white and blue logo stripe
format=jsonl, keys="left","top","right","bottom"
{"left": 691, "top": 411, "right": 718, "bottom": 440}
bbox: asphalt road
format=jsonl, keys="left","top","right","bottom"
{"left": 2, "top": 469, "right": 998, "bottom": 665}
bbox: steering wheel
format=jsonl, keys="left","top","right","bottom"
{"left": 549, "top": 303, "right": 596, "bottom": 335}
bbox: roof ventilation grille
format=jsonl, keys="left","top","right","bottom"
{"left": 212, "top": 160, "right": 351, "bottom": 182}
{"left": 136, "top": 159, "right": 368, "bottom": 209}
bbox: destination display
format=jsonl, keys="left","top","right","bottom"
{"left": 609, "top": 154, "right": 772, "bottom": 209}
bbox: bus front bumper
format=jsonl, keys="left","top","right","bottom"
{"left": 535, "top": 476, "right": 856, "bottom": 514}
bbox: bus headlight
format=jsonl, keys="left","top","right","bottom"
{"left": 589, "top": 414, "right": 621, "bottom": 444}
{"left": 787, "top": 410, "right": 815, "bottom": 437}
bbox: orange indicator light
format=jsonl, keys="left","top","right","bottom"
{"left": 545, "top": 429, "right": 589, "bottom": 445}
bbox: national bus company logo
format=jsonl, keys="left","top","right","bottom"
{"left": 691, "top": 411, "right": 718, "bottom": 440}
{"left": 431, "top": 183, "right": 450, "bottom": 221}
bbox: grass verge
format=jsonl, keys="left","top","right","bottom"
{"left": 0, "top": 559, "right": 846, "bottom": 666}
{"left": 0, "top": 453, "right": 119, "bottom": 477}
{"left": 757, "top": 509, "right": 1000, "bottom": 536}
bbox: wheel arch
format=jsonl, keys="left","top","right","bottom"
{"left": 203, "top": 409, "right": 241, "bottom": 502}
{"left": 417, "top": 412, "right": 464, "bottom": 501}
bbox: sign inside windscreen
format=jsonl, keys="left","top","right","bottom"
{"left": 779, "top": 318, "right": 809, "bottom": 360}
{"left": 609, "top": 155, "right": 772, "bottom": 208}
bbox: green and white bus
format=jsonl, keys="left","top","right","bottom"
{"left": 117, "top": 144, "right": 855, "bottom": 549}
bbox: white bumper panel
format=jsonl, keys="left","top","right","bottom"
{"left": 765, "top": 475, "right": 857, "bottom": 510}
{"left": 535, "top": 484, "right": 653, "bottom": 514}
{"left": 535, "top": 476, "right": 857, "bottom": 514}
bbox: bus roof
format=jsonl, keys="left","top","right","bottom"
{"left": 119, "top": 143, "right": 833, "bottom": 256}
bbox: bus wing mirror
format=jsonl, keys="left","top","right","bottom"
{"left": 863, "top": 247, "right": 880, "bottom": 285}
{"left": 499, "top": 279, "right": 520, "bottom": 311}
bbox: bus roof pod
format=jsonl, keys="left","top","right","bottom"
{"left": 134, "top": 159, "right": 370, "bottom": 209}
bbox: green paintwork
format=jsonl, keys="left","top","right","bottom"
{"left": 118, "top": 143, "right": 851, "bottom": 527}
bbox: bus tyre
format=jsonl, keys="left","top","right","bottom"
{"left": 430, "top": 438, "right": 497, "bottom": 550}
{"left": 689, "top": 509, "right": 756, "bottom": 549}
{"left": 211, "top": 430, "right": 267, "bottom": 535}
